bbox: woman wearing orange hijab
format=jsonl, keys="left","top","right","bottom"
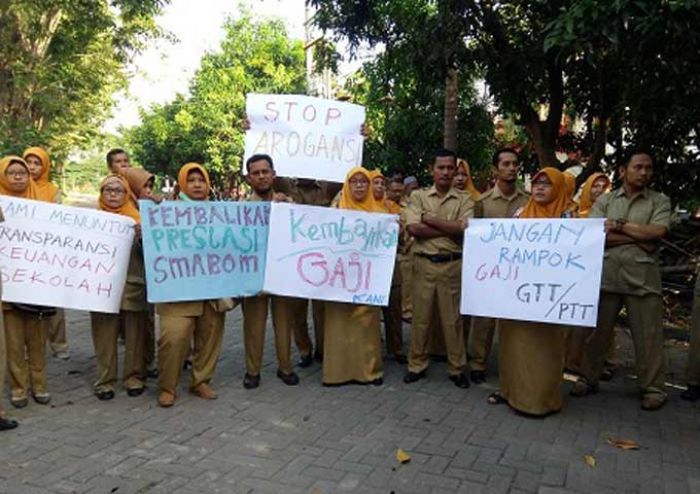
{"left": 324, "top": 167, "right": 386, "bottom": 385}
{"left": 489, "top": 167, "right": 573, "bottom": 416}
{"left": 23, "top": 148, "right": 70, "bottom": 361}
{"left": 156, "top": 163, "right": 233, "bottom": 407}
{"left": 578, "top": 172, "right": 611, "bottom": 218}
{"left": 0, "top": 156, "right": 52, "bottom": 409}
{"left": 454, "top": 158, "right": 481, "bottom": 201}
{"left": 367, "top": 169, "right": 406, "bottom": 362}
{"left": 90, "top": 175, "right": 147, "bottom": 400}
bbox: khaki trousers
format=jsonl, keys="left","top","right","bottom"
{"left": 581, "top": 291, "right": 666, "bottom": 398}
{"left": 47, "top": 309, "right": 68, "bottom": 354}
{"left": 686, "top": 276, "right": 700, "bottom": 386}
{"left": 0, "top": 306, "right": 6, "bottom": 412}
{"left": 468, "top": 317, "right": 496, "bottom": 372}
{"left": 399, "top": 253, "right": 413, "bottom": 317}
{"left": 158, "top": 304, "right": 225, "bottom": 394}
{"left": 242, "top": 295, "right": 293, "bottom": 376}
{"left": 4, "top": 310, "right": 48, "bottom": 398}
{"left": 408, "top": 256, "right": 465, "bottom": 375}
{"left": 291, "top": 298, "right": 325, "bottom": 358}
{"left": 90, "top": 311, "right": 148, "bottom": 392}
{"left": 145, "top": 305, "right": 156, "bottom": 367}
{"left": 381, "top": 280, "right": 404, "bottom": 357}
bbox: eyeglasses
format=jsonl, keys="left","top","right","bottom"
{"left": 349, "top": 179, "right": 369, "bottom": 187}
{"left": 5, "top": 170, "right": 28, "bottom": 178}
{"left": 103, "top": 187, "right": 126, "bottom": 195}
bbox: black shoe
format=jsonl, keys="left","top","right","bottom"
{"left": 449, "top": 373, "right": 470, "bottom": 389}
{"left": 314, "top": 351, "right": 323, "bottom": 363}
{"left": 146, "top": 367, "right": 159, "bottom": 379}
{"left": 0, "top": 417, "right": 18, "bottom": 431}
{"left": 127, "top": 387, "right": 145, "bottom": 397}
{"left": 403, "top": 370, "right": 426, "bottom": 384}
{"left": 183, "top": 359, "right": 192, "bottom": 370}
{"left": 681, "top": 385, "right": 700, "bottom": 402}
{"left": 370, "top": 378, "right": 383, "bottom": 386}
{"left": 297, "top": 354, "right": 313, "bottom": 368}
{"left": 96, "top": 390, "right": 115, "bottom": 401}
{"left": 469, "top": 370, "right": 486, "bottom": 385}
{"left": 243, "top": 373, "right": 260, "bottom": 390}
{"left": 277, "top": 370, "right": 300, "bottom": 386}
{"left": 394, "top": 354, "right": 408, "bottom": 365}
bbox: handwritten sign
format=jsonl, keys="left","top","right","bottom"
{"left": 263, "top": 203, "right": 398, "bottom": 306}
{"left": 244, "top": 94, "right": 365, "bottom": 182}
{"left": 140, "top": 200, "right": 269, "bottom": 303}
{"left": 0, "top": 197, "right": 134, "bottom": 313}
{"left": 461, "top": 218, "right": 605, "bottom": 327}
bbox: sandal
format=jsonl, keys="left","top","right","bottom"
{"left": 488, "top": 392, "right": 507, "bottom": 405}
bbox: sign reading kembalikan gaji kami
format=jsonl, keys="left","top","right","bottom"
{"left": 140, "top": 200, "right": 270, "bottom": 303}
{"left": 0, "top": 197, "right": 134, "bottom": 313}
{"left": 244, "top": 93, "right": 365, "bottom": 183}
{"left": 461, "top": 218, "right": 605, "bottom": 327}
{"left": 263, "top": 203, "right": 399, "bottom": 306}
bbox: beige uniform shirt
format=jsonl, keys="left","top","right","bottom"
{"left": 591, "top": 187, "right": 671, "bottom": 296}
{"left": 475, "top": 185, "right": 529, "bottom": 219}
{"left": 405, "top": 186, "right": 474, "bottom": 255}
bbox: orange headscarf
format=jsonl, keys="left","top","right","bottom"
{"left": 120, "top": 167, "right": 154, "bottom": 207}
{"left": 456, "top": 158, "right": 480, "bottom": 200}
{"left": 578, "top": 172, "right": 611, "bottom": 218}
{"left": 23, "top": 147, "right": 59, "bottom": 202}
{"left": 520, "top": 167, "right": 571, "bottom": 219}
{"left": 98, "top": 175, "right": 141, "bottom": 224}
{"left": 177, "top": 162, "right": 211, "bottom": 200}
{"left": 367, "top": 169, "right": 400, "bottom": 214}
{"left": 338, "top": 167, "right": 386, "bottom": 213}
{"left": 0, "top": 156, "right": 39, "bottom": 199}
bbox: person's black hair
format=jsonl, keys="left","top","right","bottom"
{"left": 491, "top": 147, "right": 519, "bottom": 167}
{"left": 622, "top": 147, "right": 654, "bottom": 168}
{"left": 245, "top": 153, "right": 274, "bottom": 172}
{"left": 106, "top": 148, "right": 127, "bottom": 166}
{"left": 433, "top": 148, "right": 457, "bottom": 166}
{"left": 388, "top": 176, "right": 404, "bottom": 186}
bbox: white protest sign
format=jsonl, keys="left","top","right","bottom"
{"left": 0, "top": 197, "right": 135, "bottom": 313}
{"left": 461, "top": 218, "right": 605, "bottom": 327}
{"left": 244, "top": 93, "right": 365, "bottom": 182}
{"left": 263, "top": 203, "right": 398, "bottom": 306}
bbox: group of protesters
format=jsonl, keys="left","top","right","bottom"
{"left": 0, "top": 138, "right": 698, "bottom": 433}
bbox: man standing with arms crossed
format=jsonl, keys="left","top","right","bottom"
{"left": 572, "top": 150, "right": 671, "bottom": 410}
{"left": 403, "top": 149, "right": 474, "bottom": 388}
{"left": 468, "top": 148, "right": 528, "bottom": 384}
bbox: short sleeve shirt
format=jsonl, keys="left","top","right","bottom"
{"left": 405, "top": 186, "right": 474, "bottom": 255}
{"left": 590, "top": 187, "right": 671, "bottom": 296}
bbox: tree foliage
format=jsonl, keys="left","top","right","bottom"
{"left": 0, "top": 0, "right": 167, "bottom": 163}
{"left": 126, "top": 14, "right": 306, "bottom": 183}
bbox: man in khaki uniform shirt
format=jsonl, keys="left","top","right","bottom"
{"left": 242, "top": 155, "right": 300, "bottom": 389}
{"left": 403, "top": 149, "right": 474, "bottom": 388}
{"left": 468, "top": 149, "right": 529, "bottom": 384}
{"left": 572, "top": 150, "right": 671, "bottom": 410}
{"left": 682, "top": 269, "right": 700, "bottom": 401}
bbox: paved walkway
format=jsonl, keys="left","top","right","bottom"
{"left": 1, "top": 309, "right": 699, "bottom": 494}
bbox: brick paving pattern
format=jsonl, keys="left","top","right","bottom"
{"left": 1, "top": 309, "right": 699, "bottom": 493}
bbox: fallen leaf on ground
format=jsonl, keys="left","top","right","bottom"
{"left": 584, "top": 455, "right": 596, "bottom": 467}
{"left": 606, "top": 438, "right": 640, "bottom": 450}
{"left": 396, "top": 448, "right": 411, "bottom": 464}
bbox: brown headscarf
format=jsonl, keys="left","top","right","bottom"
{"left": 23, "top": 147, "right": 59, "bottom": 202}
{"left": 520, "top": 168, "right": 571, "bottom": 219}
{"left": 120, "top": 167, "right": 154, "bottom": 207}
{"left": 98, "top": 175, "right": 141, "bottom": 223}
{"left": 578, "top": 172, "right": 611, "bottom": 218}
{"left": 0, "top": 156, "right": 39, "bottom": 199}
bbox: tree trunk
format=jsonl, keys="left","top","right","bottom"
{"left": 522, "top": 106, "right": 559, "bottom": 168}
{"left": 443, "top": 67, "right": 458, "bottom": 151}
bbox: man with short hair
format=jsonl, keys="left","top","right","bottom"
{"left": 404, "top": 149, "right": 474, "bottom": 388}
{"left": 106, "top": 148, "right": 131, "bottom": 173}
{"left": 468, "top": 148, "right": 529, "bottom": 384}
{"left": 241, "top": 154, "right": 300, "bottom": 389}
{"left": 572, "top": 150, "right": 671, "bottom": 411}
{"left": 403, "top": 176, "right": 419, "bottom": 198}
